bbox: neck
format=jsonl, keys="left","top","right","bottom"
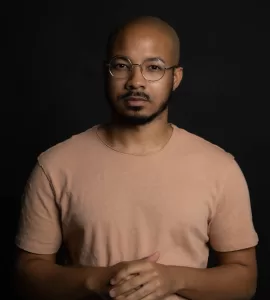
{"left": 99, "top": 113, "right": 173, "bottom": 155}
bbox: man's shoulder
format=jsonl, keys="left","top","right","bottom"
{"left": 172, "top": 125, "right": 235, "bottom": 167}
{"left": 37, "top": 125, "right": 99, "bottom": 169}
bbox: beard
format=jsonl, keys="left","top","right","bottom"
{"left": 105, "top": 88, "right": 174, "bottom": 126}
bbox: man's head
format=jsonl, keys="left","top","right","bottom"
{"left": 104, "top": 16, "right": 183, "bottom": 126}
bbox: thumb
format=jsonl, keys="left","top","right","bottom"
{"left": 142, "top": 251, "right": 160, "bottom": 262}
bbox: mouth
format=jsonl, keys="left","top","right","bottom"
{"left": 124, "top": 97, "right": 148, "bottom": 106}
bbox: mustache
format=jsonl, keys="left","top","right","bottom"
{"left": 118, "top": 91, "right": 150, "bottom": 101}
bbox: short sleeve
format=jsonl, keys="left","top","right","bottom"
{"left": 209, "top": 159, "right": 258, "bottom": 252}
{"left": 15, "top": 162, "right": 62, "bottom": 254}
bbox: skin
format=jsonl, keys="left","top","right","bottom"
{"left": 109, "top": 248, "right": 257, "bottom": 300}
{"left": 103, "top": 17, "right": 257, "bottom": 300}
{"left": 15, "top": 16, "right": 257, "bottom": 300}
{"left": 15, "top": 17, "right": 184, "bottom": 300}
{"left": 99, "top": 16, "right": 183, "bottom": 155}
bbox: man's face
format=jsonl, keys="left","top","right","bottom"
{"left": 105, "top": 24, "right": 182, "bottom": 125}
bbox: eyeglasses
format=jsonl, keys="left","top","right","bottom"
{"left": 107, "top": 56, "right": 178, "bottom": 82}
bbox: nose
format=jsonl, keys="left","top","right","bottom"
{"left": 125, "top": 65, "right": 146, "bottom": 90}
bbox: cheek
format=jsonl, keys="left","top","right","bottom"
{"left": 108, "top": 79, "right": 125, "bottom": 97}
{"left": 150, "top": 81, "right": 172, "bottom": 100}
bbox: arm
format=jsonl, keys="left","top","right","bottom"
{"left": 15, "top": 248, "right": 117, "bottom": 300}
{"left": 15, "top": 249, "right": 157, "bottom": 300}
{"left": 109, "top": 159, "right": 258, "bottom": 300}
{"left": 174, "top": 158, "right": 258, "bottom": 300}
{"left": 14, "top": 162, "right": 117, "bottom": 300}
{"left": 172, "top": 247, "right": 257, "bottom": 300}
{"left": 108, "top": 248, "right": 256, "bottom": 300}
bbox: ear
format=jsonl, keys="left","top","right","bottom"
{"left": 172, "top": 67, "right": 183, "bottom": 91}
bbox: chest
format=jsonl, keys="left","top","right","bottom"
{"left": 60, "top": 162, "right": 215, "bottom": 236}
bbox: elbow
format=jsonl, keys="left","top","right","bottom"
{"left": 232, "top": 262, "right": 257, "bottom": 300}
{"left": 242, "top": 270, "right": 257, "bottom": 300}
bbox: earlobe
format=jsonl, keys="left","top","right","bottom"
{"left": 173, "top": 67, "right": 183, "bottom": 91}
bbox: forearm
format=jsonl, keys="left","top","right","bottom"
{"left": 15, "top": 259, "right": 113, "bottom": 300}
{"left": 171, "top": 264, "right": 256, "bottom": 300}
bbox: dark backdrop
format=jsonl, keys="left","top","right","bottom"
{"left": 4, "top": 1, "right": 269, "bottom": 299}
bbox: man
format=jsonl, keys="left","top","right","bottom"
{"left": 15, "top": 16, "right": 258, "bottom": 300}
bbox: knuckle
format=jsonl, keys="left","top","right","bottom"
{"left": 120, "top": 263, "right": 129, "bottom": 274}
{"left": 137, "top": 288, "right": 145, "bottom": 298}
{"left": 155, "top": 288, "right": 163, "bottom": 297}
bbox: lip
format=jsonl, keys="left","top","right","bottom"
{"left": 125, "top": 97, "right": 147, "bottom": 101}
{"left": 125, "top": 97, "right": 147, "bottom": 106}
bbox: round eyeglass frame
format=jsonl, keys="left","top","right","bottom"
{"left": 106, "top": 56, "right": 179, "bottom": 82}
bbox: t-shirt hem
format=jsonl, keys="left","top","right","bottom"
{"left": 211, "top": 237, "right": 259, "bottom": 252}
{"left": 15, "top": 236, "right": 60, "bottom": 255}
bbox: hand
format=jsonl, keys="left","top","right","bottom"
{"left": 110, "top": 252, "right": 161, "bottom": 298}
{"left": 85, "top": 252, "right": 160, "bottom": 299}
{"left": 109, "top": 252, "right": 175, "bottom": 300}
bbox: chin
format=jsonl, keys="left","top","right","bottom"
{"left": 109, "top": 98, "right": 170, "bottom": 126}
{"left": 117, "top": 112, "right": 160, "bottom": 126}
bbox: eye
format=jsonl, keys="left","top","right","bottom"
{"left": 112, "top": 63, "right": 129, "bottom": 70}
{"left": 116, "top": 63, "right": 127, "bottom": 69}
{"left": 147, "top": 65, "right": 162, "bottom": 71}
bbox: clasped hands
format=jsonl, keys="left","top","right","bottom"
{"left": 108, "top": 251, "right": 176, "bottom": 300}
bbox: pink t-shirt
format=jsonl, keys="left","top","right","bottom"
{"left": 15, "top": 124, "right": 258, "bottom": 300}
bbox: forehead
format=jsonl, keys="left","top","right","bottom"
{"left": 111, "top": 25, "right": 174, "bottom": 63}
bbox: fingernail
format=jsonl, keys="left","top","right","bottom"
{"left": 110, "top": 289, "right": 115, "bottom": 297}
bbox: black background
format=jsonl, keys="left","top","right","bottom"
{"left": 4, "top": 1, "right": 269, "bottom": 299}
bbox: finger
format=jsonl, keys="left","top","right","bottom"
{"left": 122, "top": 280, "right": 158, "bottom": 300}
{"left": 117, "top": 274, "right": 134, "bottom": 286}
{"left": 120, "top": 286, "right": 140, "bottom": 298}
{"left": 111, "top": 253, "right": 159, "bottom": 286}
{"left": 111, "top": 262, "right": 153, "bottom": 285}
{"left": 143, "top": 252, "right": 160, "bottom": 262}
{"left": 110, "top": 271, "right": 154, "bottom": 297}
{"left": 110, "top": 274, "right": 137, "bottom": 298}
